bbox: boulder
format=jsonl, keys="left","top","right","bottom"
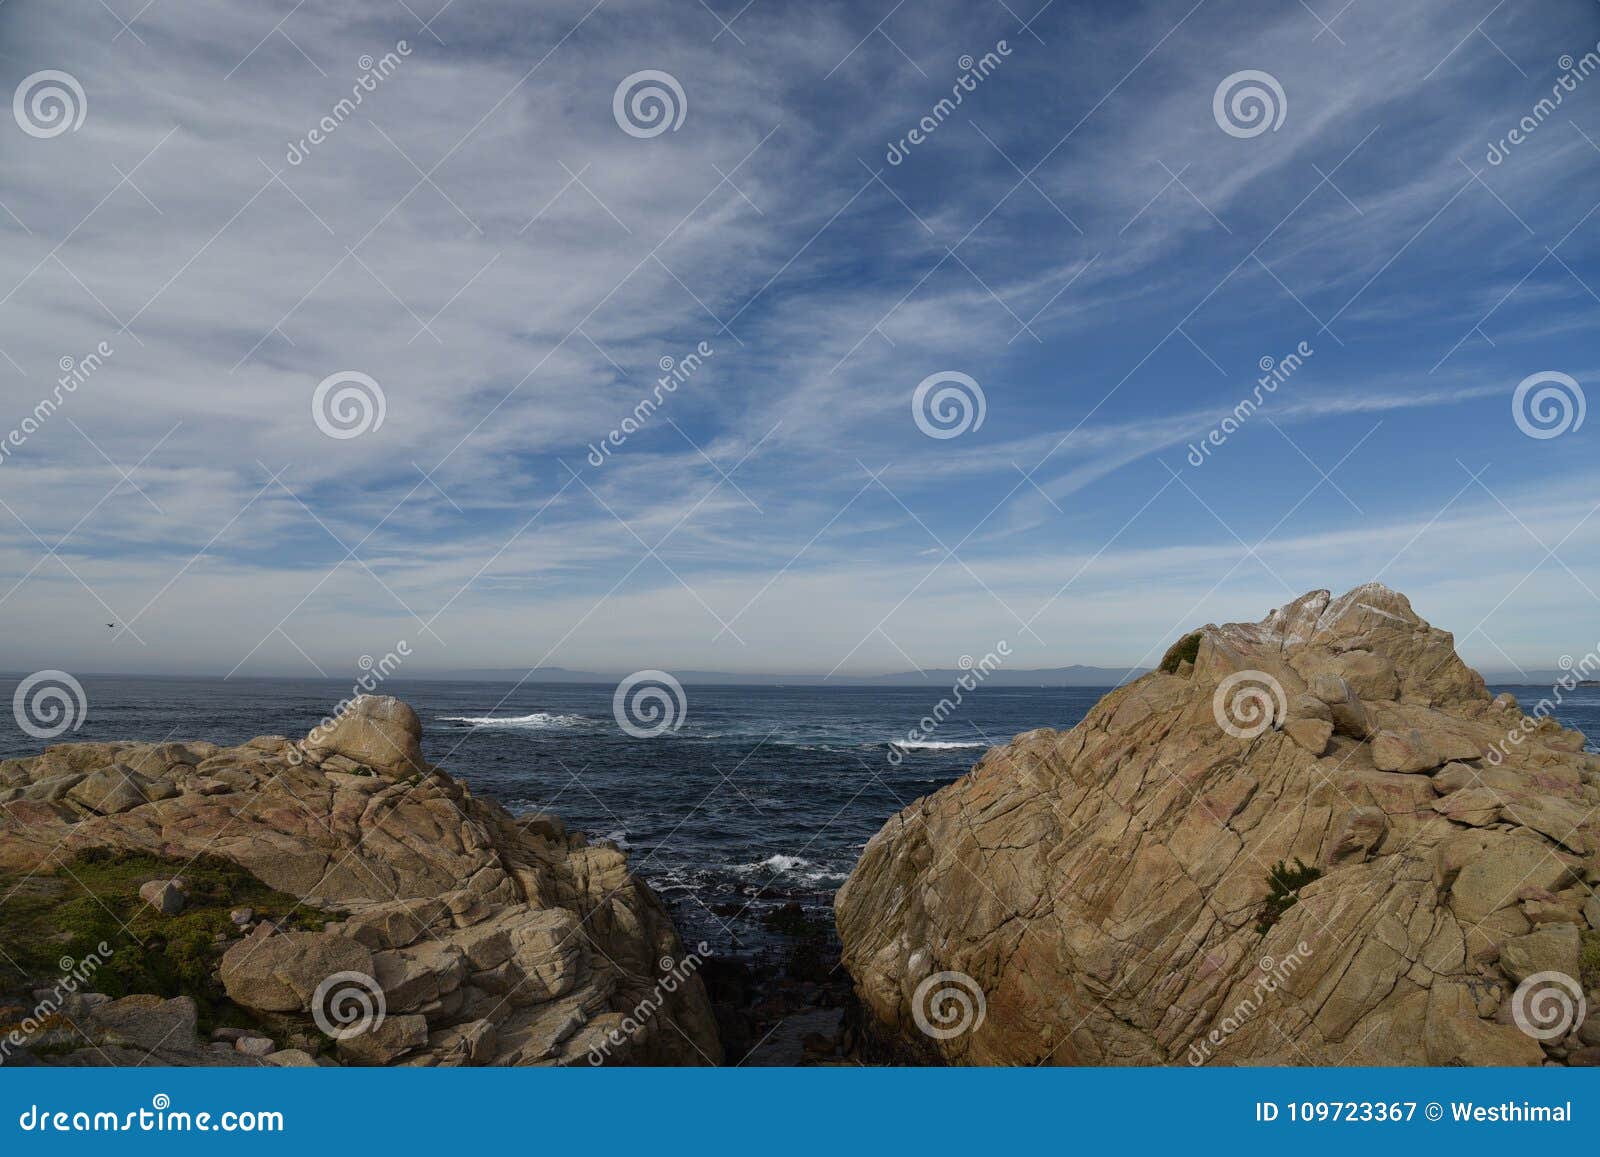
{"left": 66, "top": 767, "right": 152, "bottom": 814}
{"left": 306, "top": 695, "right": 425, "bottom": 775}
{"left": 337, "top": 1013, "right": 429, "bottom": 1065}
{"left": 1284, "top": 717, "right": 1333, "bottom": 756}
{"left": 1326, "top": 806, "right": 1387, "bottom": 865}
{"left": 1432, "top": 787, "right": 1501, "bottom": 827}
{"left": 837, "top": 584, "right": 1594, "bottom": 1066}
{"left": 83, "top": 995, "right": 200, "bottom": 1056}
{"left": 1371, "top": 729, "right": 1443, "bottom": 773}
{"left": 1450, "top": 836, "right": 1573, "bottom": 924}
{"left": 220, "top": 932, "right": 377, "bottom": 1014}
{"left": 1499, "top": 925, "right": 1582, "bottom": 986}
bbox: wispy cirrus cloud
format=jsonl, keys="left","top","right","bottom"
{"left": 0, "top": 0, "right": 1596, "bottom": 677}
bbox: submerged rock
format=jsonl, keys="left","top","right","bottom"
{"left": 836, "top": 584, "right": 1598, "bottom": 1066}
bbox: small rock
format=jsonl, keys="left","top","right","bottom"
{"left": 1284, "top": 717, "right": 1333, "bottom": 756}
{"left": 264, "top": 1048, "right": 317, "bottom": 1067}
{"left": 1568, "top": 1046, "right": 1600, "bottom": 1066}
{"left": 230, "top": 907, "right": 254, "bottom": 926}
{"left": 1310, "top": 673, "right": 1349, "bottom": 705}
{"left": 1523, "top": 899, "right": 1584, "bottom": 927}
{"left": 1499, "top": 924, "right": 1581, "bottom": 985}
{"left": 138, "top": 879, "right": 185, "bottom": 915}
{"left": 1289, "top": 693, "right": 1332, "bottom": 723}
{"left": 336, "top": 1013, "right": 428, "bottom": 1065}
{"left": 1372, "top": 729, "right": 1443, "bottom": 773}
{"left": 1326, "top": 806, "right": 1387, "bottom": 865}
{"left": 234, "top": 1035, "right": 276, "bottom": 1056}
{"left": 211, "top": 1026, "right": 249, "bottom": 1042}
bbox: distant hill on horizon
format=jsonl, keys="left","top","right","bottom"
{"left": 421, "top": 664, "right": 1584, "bottom": 689}
{"left": 430, "top": 664, "right": 1150, "bottom": 687}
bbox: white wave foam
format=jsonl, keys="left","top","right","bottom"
{"left": 891, "top": 739, "right": 989, "bottom": 750}
{"left": 739, "top": 853, "right": 850, "bottom": 884}
{"left": 757, "top": 853, "right": 810, "bottom": 872}
{"left": 440, "top": 712, "right": 589, "bottom": 729}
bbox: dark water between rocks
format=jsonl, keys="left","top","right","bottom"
{"left": 3, "top": 675, "right": 1593, "bottom": 959}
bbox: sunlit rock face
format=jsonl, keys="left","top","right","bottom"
{"left": 837, "top": 584, "right": 1600, "bottom": 1067}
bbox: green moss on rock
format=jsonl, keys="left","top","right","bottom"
{"left": 1581, "top": 929, "right": 1600, "bottom": 991}
{"left": 0, "top": 848, "right": 324, "bottom": 1032}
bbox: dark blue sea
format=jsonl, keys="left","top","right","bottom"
{"left": 3, "top": 676, "right": 1594, "bottom": 954}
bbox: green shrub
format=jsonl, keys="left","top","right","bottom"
{"left": 1255, "top": 857, "right": 1321, "bottom": 935}
{"left": 1159, "top": 632, "right": 1202, "bottom": 673}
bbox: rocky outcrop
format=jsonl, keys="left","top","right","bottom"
{"left": 0, "top": 695, "right": 720, "bottom": 1067}
{"left": 836, "top": 585, "right": 1600, "bottom": 1066}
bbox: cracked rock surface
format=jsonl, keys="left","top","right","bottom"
{"left": 0, "top": 695, "right": 721, "bottom": 1067}
{"left": 836, "top": 584, "right": 1600, "bottom": 1066}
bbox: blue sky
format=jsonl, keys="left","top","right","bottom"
{"left": 1, "top": 0, "right": 1598, "bottom": 678}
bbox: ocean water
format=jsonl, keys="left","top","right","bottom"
{"left": 3, "top": 675, "right": 1595, "bottom": 955}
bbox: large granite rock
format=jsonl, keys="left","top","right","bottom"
{"left": 304, "top": 694, "right": 425, "bottom": 775}
{"left": 0, "top": 702, "right": 721, "bottom": 1068}
{"left": 836, "top": 584, "right": 1599, "bottom": 1066}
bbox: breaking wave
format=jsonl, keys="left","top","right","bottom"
{"left": 439, "top": 712, "right": 590, "bottom": 729}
